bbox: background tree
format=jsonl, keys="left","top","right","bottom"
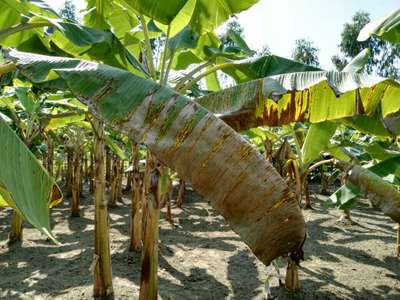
{"left": 257, "top": 44, "right": 271, "bottom": 56}
{"left": 220, "top": 19, "right": 245, "bottom": 49}
{"left": 291, "top": 38, "right": 320, "bottom": 67}
{"left": 59, "top": 0, "right": 77, "bottom": 23}
{"left": 331, "top": 11, "right": 400, "bottom": 79}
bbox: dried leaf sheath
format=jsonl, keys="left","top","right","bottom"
{"left": 8, "top": 50, "right": 306, "bottom": 265}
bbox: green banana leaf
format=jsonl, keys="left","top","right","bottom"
{"left": 328, "top": 182, "right": 360, "bottom": 210}
{"left": 220, "top": 55, "right": 320, "bottom": 84}
{"left": 105, "top": 135, "right": 128, "bottom": 161}
{"left": 7, "top": 49, "right": 306, "bottom": 265}
{"left": 189, "top": 0, "right": 260, "bottom": 34}
{"left": 358, "top": 8, "right": 400, "bottom": 44}
{"left": 364, "top": 142, "right": 400, "bottom": 161}
{"left": 42, "top": 112, "right": 86, "bottom": 132}
{"left": 197, "top": 71, "right": 400, "bottom": 132}
{"left": 0, "top": 0, "right": 145, "bottom": 75}
{"left": 0, "top": 117, "right": 57, "bottom": 241}
{"left": 368, "top": 156, "right": 400, "bottom": 184}
{"left": 122, "top": 0, "right": 188, "bottom": 25}
{"left": 301, "top": 121, "right": 337, "bottom": 165}
{"left": 122, "top": 0, "right": 259, "bottom": 34}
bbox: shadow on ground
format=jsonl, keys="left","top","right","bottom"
{"left": 0, "top": 185, "right": 399, "bottom": 299}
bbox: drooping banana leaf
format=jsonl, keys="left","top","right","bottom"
{"left": 358, "top": 8, "right": 400, "bottom": 44}
{"left": 0, "top": 0, "right": 146, "bottom": 75}
{"left": 197, "top": 71, "right": 400, "bottom": 133}
{"left": 0, "top": 117, "right": 60, "bottom": 241}
{"left": 42, "top": 112, "right": 86, "bottom": 132}
{"left": 7, "top": 49, "right": 306, "bottom": 265}
{"left": 220, "top": 55, "right": 321, "bottom": 84}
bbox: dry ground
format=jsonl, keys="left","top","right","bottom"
{"left": 0, "top": 186, "right": 399, "bottom": 299}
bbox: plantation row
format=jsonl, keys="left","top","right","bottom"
{"left": 0, "top": 1, "right": 399, "bottom": 299}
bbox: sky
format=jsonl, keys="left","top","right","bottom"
{"left": 45, "top": 0, "right": 399, "bottom": 69}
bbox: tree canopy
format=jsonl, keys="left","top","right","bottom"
{"left": 332, "top": 11, "right": 400, "bottom": 79}
{"left": 291, "top": 38, "right": 320, "bottom": 67}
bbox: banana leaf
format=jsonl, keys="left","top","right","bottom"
{"left": 328, "top": 182, "right": 360, "bottom": 210}
{"left": 221, "top": 55, "right": 320, "bottom": 84}
{"left": 121, "top": 0, "right": 259, "bottom": 34}
{"left": 301, "top": 121, "right": 337, "bottom": 165}
{"left": 197, "top": 71, "right": 400, "bottom": 133}
{"left": 0, "top": 117, "right": 60, "bottom": 241}
{"left": 0, "top": 0, "right": 145, "bottom": 75}
{"left": 358, "top": 8, "right": 400, "bottom": 44}
{"left": 7, "top": 49, "right": 306, "bottom": 265}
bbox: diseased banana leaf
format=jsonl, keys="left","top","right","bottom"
{"left": 7, "top": 49, "right": 306, "bottom": 265}
{"left": 0, "top": 117, "right": 60, "bottom": 241}
{"left": 197, "top": 71, "right": 400, "bottom": 133}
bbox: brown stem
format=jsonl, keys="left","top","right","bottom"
{"left": 397, "top": 224, "right": 400, "bottom": 258}
{"left": 165, "top": 180, "right": 173, "bottom": 223}
{"left": 320, "top": 166, "right": 329, "bottom": 195}
{"left": 105, "top": 148, "right": 111, "bottom": 188}
{"left": 125, "top": 171, "right": 133, "bottom": 192}
{"left": 337, "top": 208, "right": 355, "bottom": 225}
{"left": 71, "top": 148, "right": 81, "bottom": 217}
{"left": 130, "top": 142, "right": 142, "bottom": 251}
{"left": 80, "top": 157, "right": 84, "bottom": 197}
{"left": 47, "top": 135, "right": 54, "bottom": 177}
{"left": 176, "top": 179, "right": 185, "bottom": 208}
{"left": 89, "top": 152, "right": 95, "bottom": 193}
{"left": 92, "top": 118, "right": 114, "bottom": 298}
{"left": 263, "top": 137, "right": 273, "bottom": 164}
{"left": 290, "top": 160, "right": 302, "bottom": 204}
{"left": 303, "top": 180, "right": 312, "bottom": 210}
{"left": 84, "top": 153, "right": 88, "bottom": 183}
{"left": 66, "top": 147, "right": 73, "bottom": 196}
{"left": 139, "top": 167, "right": 160, "bottom": 300}
{"left": 285, "top": 257, "right": 299, "bottom": 291}
{"left": 109, "top": 157, "right": 120, "bottom": 208}
{"left": 117, "top": 160, "right": 124, "bottom": 202}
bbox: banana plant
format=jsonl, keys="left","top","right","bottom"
{"left": 4, "top": 47, "right": 307, "bottom": 269}
{"left": 0, "top": 84, "right": 84, "bottom": 242}
{"left": 2, "top": 1, "right": 400, "bottom": 298}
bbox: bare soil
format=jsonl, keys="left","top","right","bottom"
{"left": 0, "top": 186, "right": 399, "bottom": 300}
